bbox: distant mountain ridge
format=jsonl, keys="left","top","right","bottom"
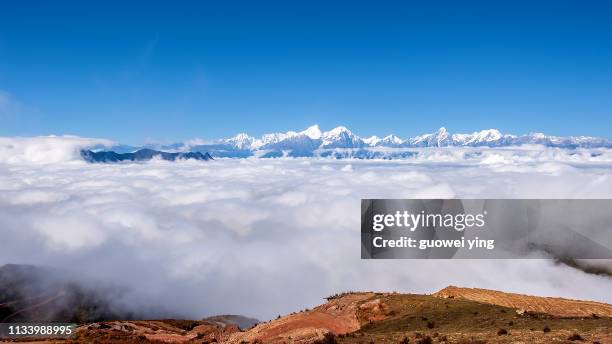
{"left": 81, "top": 148, "right": 214, "bottom": 163}
{"left": 96, "top": 125, "right": 612, "bottom": 160}
{"left": 211, "top": 125, "right": 612, "bottom": 150}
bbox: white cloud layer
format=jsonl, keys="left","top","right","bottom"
{"left": 1, "top": 136, "right": 612, "bottom": 320}
{"left": 0, "top": 136, "right": 113, "bottom": 164}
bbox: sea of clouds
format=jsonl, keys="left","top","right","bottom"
{"left": 1, "top": 136, "right": 612, "bottom": 320}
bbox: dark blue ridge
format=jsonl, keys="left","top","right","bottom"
{"left": 80, "top": 148, "right": 213, "bottom": 163}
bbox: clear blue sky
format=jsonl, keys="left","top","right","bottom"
{"left": 1, "top": 1, "right": 611, "bottom": 144}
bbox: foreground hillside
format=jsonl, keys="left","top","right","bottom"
{"left": 5, "top": 287, "right": 612, "bottom": 344}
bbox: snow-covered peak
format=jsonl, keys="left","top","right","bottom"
{"left": 251, "top": 132, "right": 285, "bottom": 149}
{"left": 225, "top": 133, "right": 256, "bottom": 149}
{"left": 477, "top": 129, "right": 502, "bottom": 140}
{"left": 324, "top": 126, "right": 352, "bottom": 137}
{"left": 363, "top": 136, "right": 382, "bottom": 146}
{"left": 410, "top": 127, "right": 451, "bottom": 147}
{"left": 300, "top": 124, "right": 322, "bottom": 140}
{"left": 232, "top": 133, "right": 253, "bottom": 141}
{"left": 466, "top": 129, "right": 503, "bottom": 144}
{"left": 436, "top": 127, "right": 449, "bottom": 140}
{"left": 381, "top": 134, "right": 404, "bottom": 146}
{"left": 321, "top": 126, "right": 363, "bottom": 148}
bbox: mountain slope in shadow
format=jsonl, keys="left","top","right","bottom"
{"left": 80, "top": 149, "right": 213, "bottom": 163}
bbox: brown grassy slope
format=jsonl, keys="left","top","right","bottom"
{"left": 434, "top": 285, "right": 612, "bottom": 318}
{"left": 342, "top": 292, "right": 612, "bottom": 344}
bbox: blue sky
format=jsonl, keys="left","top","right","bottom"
{"left": 1, "top": 1, "right": 611, "bottom": 144}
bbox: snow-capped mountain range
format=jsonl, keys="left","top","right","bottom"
{"left": 108, "top": 125, "right": 612, "bottom": 159}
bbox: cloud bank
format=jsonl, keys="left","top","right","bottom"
{"left": 1, "top": 136, "right": 612, "bottom": 320}
{"left": 0, "top": 136, "right": 113, "bottom": 164}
